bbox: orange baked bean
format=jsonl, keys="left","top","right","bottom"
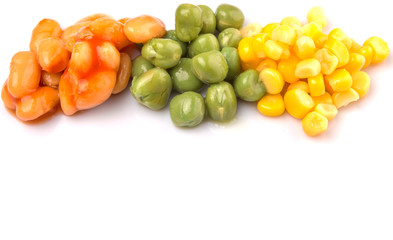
{"left": 113, "top": 53, "right": 132, "bottom": 94}
{"left": 16, "top": 86, "right": 59, "bottom": 121}
{"left": 30, "top": 19, "right": 63, "bottom": 54}
{"left": 1, "top": 80, "right": 17, "bottom": 110}
{"left": 41, "top": 71, "right": 62, "bottom": 88}
{"left": 61, "top": 21, "right": 92, "bottom": 52}
{"left": 89, "top": 18, "right": 131, "bottom": 50}
{"left": 124, "top": 15, "right": 166, "bottom": 43}
{"left": 7, "top": 51, "right": 41, "bottom": 98}
{"left": 118, "top": 18, "right": 131, "bottom": 25}
{"left": 37, "top": 37, "right": 70, "bottom": 73}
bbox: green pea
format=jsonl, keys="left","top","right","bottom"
{"left": 233, "top": 69, "right": 266, "bottom": 102}
{"left": 141, "top": 38, "right": 182, "bottom": 69}
{"left": 221, "top": 47, "right": 241, "bottom": 82}
{"left": 164, "top": 30, "right": 188, "bottom": 57}
{"left": 218, "top": 28, "right": 242, "bottom": 49}
{"left": 205, "top": 81, "right": 237, "bottom": 122}
{"left": 192, "top": 50, "right": 228, "bottom": 84}
{"left": 188, "top": 33, "right": 220, "bottom": 58}
{"left": 198, "top": 5, "right": 216, "bottom": 34}
{"left": 175, "top": 4, "right": 203, "bottom": 42}
{"left": 215, "top": 4, "right": 245, "bottom": 32}
{"left": 131, "top": 56, "right": 154, "bottom": 79}
{"left": 130, "top": 68, "right": 172, "bottom": 110}
{"left": 169, "top": 91, "right": 205, "bottom": 127}
{"left": 169, "top": 58, "right": 204, "bottom": 93}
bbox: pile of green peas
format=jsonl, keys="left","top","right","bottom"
{"left": 130, "top": 3, "right": 267, "bottom": 127}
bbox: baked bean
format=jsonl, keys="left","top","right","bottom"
{"left": 113, "top": 53, "right": 132, "bottom": 94}
{"left": 1, "top": 80, "right": 17, "bottom": 110}
{"left": 61, "top": 21, "right": 91, "bottom": 52}
{"left": 37, "top": 37, "right": 70, "bottom": 73}
{"left": 124, "top": 15, "right": 166, "bottom": 43}
{"left": 41, "top": 71, "right": 62, "bottom": 88}
{"left": 89, "top": 18, "right": 131, "bottom": 50}
{"left": 69, "top": 41, "right": 94, "bottom": 77}
{"left": 30, "top": 19, "right": 63, "bottom": 54}
{"left": 118, "top": 18, "right": 131, "bottom": 25}
{"left": 96, "top": 41, "right": 121, "bottom": 71}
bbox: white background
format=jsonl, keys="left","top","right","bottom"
{"left": 0, "top": 0, "right": 392, "bottom": 239}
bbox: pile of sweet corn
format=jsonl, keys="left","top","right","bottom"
{"left": 238, "top": 6, "right": 389, "bottom": 136}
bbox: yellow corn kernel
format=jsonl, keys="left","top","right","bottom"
{"left": 325, "top": 69, "right": 352, "bottom": 92}
{"left": 332, "top": 88, "right": 359, "bottom": 109}
{"left": 351, "top": 71, "right": 370, "bottom": 98}
{"left": 350, "top": 39, "right": 362, "bottom": 53}
{"left": 324, "top": 77, "right": 334, "bottom": 95}
{"left": 328, "top": 28, "right": 352, "bottom": 50}
{"left": 241, "top": 61, "right": 260, "bottom": 71}
{"left": 287, "top": 81, "right": 309, "bottom": 93}
{"left": 312, "top": 92, "right": 333, "bottom": 105}
{"left": 295, "top": 58, "right": 321, "bottom": 78}
{"left": 324, "top": 37, "right": 350, "bottom": 67}
{"left": 299, "top": 22, "right": 323, "bottom": 41}
{"left": 345, "top": 53, "right": 366, "bottom": 72}
{"left": 357, "top": 45, "right": 374, "bottom": 69}
{"left": 363, "top": 36, "right": 389, "bottom": 64}
{"left": 262, "top": 23, "right": 280, "bottom": 36}
{"left": 260, "top": 68, "right": 285, "bottom": 94}
{"left": 240, "top": 23, "right": 263, "bottom": 38}
{"left": 284, "top": 89, "right": 314, "bottom": 119}
{"left": 314, "top": 48, "right": 338, "bottom": 75}
{"left": 256, "top": 59, "right": 277, "bottom": 71}
{"left": 252, "top": 33, "right": 269, "bottom": 58}
{"left": 314, "top": 103, "right": 337, "bottom": 120}
{"left": 278, "top": 42, "right": 291, "bottom": 60}
{"left": 280, "top": 16, "right": 302, "bottom": 28}
{"left": 271, "top": 25, "right": 297, "bottom": 46}
{"left": 257, "top": 94, "right": 285, "bottom": 117}
{"left": 308, "top": 73, "right": 325, "bottom": 97}
{"left": 263, "top": 40, "right": 284, "bottom": 61}
{"left": 314, "top": 33, "right": 328, "bottom": 49}
{"left": 238, "top": 37, "right": 260, "bottom": 64}
{"left": 278, "top": 54, "right": 300, "bottom": 83}
{"left": 307, "top": 6, "right": 327, "bottom": 28}
{"left": 302, "top": 111, "right": 328, "bottom": 137}
{"left": 294, "top": 36, "right": 316, "bottom": 59}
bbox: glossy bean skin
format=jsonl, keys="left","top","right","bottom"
{"left": 30, "top": 19, "right": 63, "bottom": 54}
{"left": 169, "top": 58, "right": 204, "bottom": 93}
{"left": 7, "top": 51, "right": 41, "bottom": 98}
{"left": 175, "top": 4, "right": 203, "bottom": 42}
{"left": 188, "top": 33, "right": 220, "bottom": 58}
{"left": 113, "top": 53, "right": 133, "bottom": 94}
{"left": 130, "top": 68, "right": 172, "bottom": 110}
{"left": 233, "top": 69, "right": 266, "bottom": 102}
{"left": 37, "top": 37, "right": 70, "bottom": 73}
{"left": 164, "top": 30, "right": 188, "bottom": 57}
{"left": 124, "top": 15, "right": 166, "bottom": 44}
{"left": 215, "top": 4, "right": 245, "bottom": 32}
{"left": 169, "top": 91, "right": 205, "bottom": 127}
{"left": 218, "top": 28, "right": 242, "bottom": 48}
{"left": 41, "top": 71, "right": 62, "bottom": 88}
{"left": 205, "top": 81, "right": 237, "bottom": 122}
{"left": 198, "top": 5, "right": 216, "bottom": 34}
{"left": 131, "top": 56, "right": 155, "bottom": 79}
{"left": 16, "top": 86, "right": 59, "bottom": 121}
{"left": 192, "top": 50, "right": 228, "bottom": 84}
{"left": 1, "top": 80, "right": 17, "bottom": 110}
{"left": 61, "top": 21, "right": 92, "bottom": 52}
{"left": 141, "top": 39, "right": 182, "bottom": 69}
{"left": 221, "top": 47, "right": 241, "bottom": 82}
{"left": 89, "top": 18, "right": 131, "bottom": 50}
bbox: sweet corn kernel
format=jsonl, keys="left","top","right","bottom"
{"left": 294, "top": 36, "right": 316, "bottom": 59}
{"left": 324, "top": 77, "right": 334, "bottom": 94}
{"left": 328, "top": 28, "right": 352, "bottom": 50}
{"left": 262, "top": 23, "right": 280, "bottom": 36}
{"left": 325, "top": 69, "right": 352, "bottom": 92}
{"left": 314, "top": 103, "right": 337, "bottom": 120}
{"left": 287, "top": 81, "right": 309, "bottom": 93}
{"left": 307, "top": 6, "right": 327, "bottom": 28}
{"left": 264, "top": 40, "right": 284, "bottom": 61}
{"left": 350, "top": 39, "right": 362, "bottom": 53}
{"left": 278, "top": 42, "right": 291, "bottom": 60}
{"left": 295, "top": 58, "right": 321, "bottom": 78}
{"left": 240, "top": 23, "right": 263, "bottom": 38}
{"left": 257, "top": 94, "right": 285, "bottom": 117}
{"left": 308, "top": 73, "right": 325, "bottom": 97}
{"left": 299, "top": 22, "right": 323, "bottom": 41}
{"left": 312, "top": 92, "right": 333, "bottom": 105}
{"left": 271, "top": 25, "right": 297, "bottom": 45}
{"left": 345, "top": 53, "right": 365, "bottom": 72}
{"left": 241, "top": 61, "right": 260, "bottom": 71}
{"left": 332, "top": 88, "right": 359, "bottom": 109}
{"left": 256, "top": 59, "right": 277, "bottom": 71}
{"left": 238, "top": 37, "right": 260, "bottom": 64}
{"left": 280, "top": 16, "right": 302, "bottom": 28}
{"left": 364, "top": 36, "right": 389, "bottom": 64}
{"left": 252, "top": 33, "right": 269, "bottom": 58}
{"left": 260, "top": 68, "right": 285, "bottom": 94}
{"left": 302, "top": 111, "right": 328, "bottom": 137}
{"left": 357, "top": 45, "right": 374, "bottom": 69}
{"left": 314, "top": 33, "right": 328, "bottom": 49}
{"left": 278, "top": 54, "right": 300, "bottom": 83}
{"left": 324, "top": 37, "right": 350, "bottom": 67}
{"left": 314, "top": 48, "right": 338, "bottom": 75}
{"left": 351, "top": 71, "right": 370, "bottom": 98}
{"left": 284, "top": 89, "right": 314, "bottom": 119}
